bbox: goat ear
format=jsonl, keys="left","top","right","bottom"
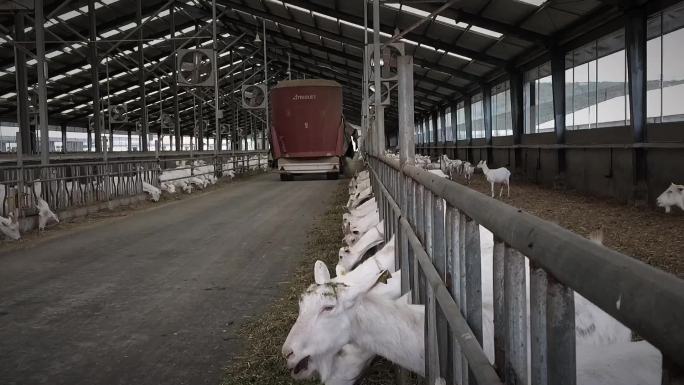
{"left": 314, "top": 260, "right": 331, "bottom": 284}
{"left": 339, "top": 271, "right": 384, "bottom": 308}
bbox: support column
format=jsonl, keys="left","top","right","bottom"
{"left": 450, "top": 103, "right": 458, "bottom": 158}
{"left": 87, "top": 125, "right": 92, "bottom": 151}
{"left": 199, "top": 102, "right": 204, "bottom": 148}
{"left": 429, "top": 111, "right": 439, "bottom": 156}
{"left": 137, "top": 0, "right": 148, "bottom": 151}
{"left": 625, "top": 6, "right": 648, "bottom": 202}
{"left": 483, "top": 84, "right": 493, "bottom": 162}
{"left": 87, "top": 0, "right": 101, "bottom": 153}
{"left": 372, "top": 0, "right": 385, "bottom": 156}
{"left": 551, "top": 49, "right": 567, "bottom": 182}
{"left": 35, "top": 0, "right": 50, "bottom": 164}
{"left": 14, "top": 13, "right": 32, "bottom": 155}
{"left": 510, "top": 70, "right": 524, "bottom": 173}
{"left": 171, "top": 1, "right": 181, "bottom": 151}
{"left": 398, "top": 55, "right": 415, "bottom": 167}
{"left": 464, "top": 96, "right": 472, "bottom": 161}
{"left": 127, "top": 128, "right": 132, "bottom": 151}
{"left": 61, "top": 123, "right": 67, "bottom": 153}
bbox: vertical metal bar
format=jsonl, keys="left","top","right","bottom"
{"left": 171, "top": 0, "right": 181, "bottom": 151}
{"left": 14, "top": 13, "right": 31, "bottom": 155}
{"left": 398, "top": 54, "right": 415, "bottom": 168}
{"left": 426, "top": 283, "right": 440, "bottom": 384}
{"left": 424, "top": 191, "right": 433, "bottom": 260}
{"left": 551, "top": 49, "right": 566, "bottom": 176}
{"left": 35, "top": 0, "right": 50, "bottom": 163}
{"left": 493, "top": 238, "right": 506, "bottom": 377}
{"left": 530, "top": 263, "right": 548, "bottom": 385}
{"left": 106, "top": 56, "right": 113, "bottom": 152}
{"left": 416, "top": 184, "right": 424, "bottom": 243}
{"left": 136, "top": 0, "right": 148, "bottom": 151}
{"left": 433, "top": 197, "right": 448, "bottom": 379}
{"left": 61, "top": 123, "right": 67, "bottom": 153}
{"left": 464, "top": 216, "right": 482, "bottom": 385}
{"left": 262, "top": 19, "right": 270, "bottom": 154}
{"left": 372, "top": 0, "right": 384, "bottom": 155}
{"left": 212, "top": 0, "right": 220, "bottom": 158}
{"left": 447, "top": 207, "right": 464, "bottom": 383}
{"left": 504, "top": 246, "right": 528, "bottom": 385}
{"left": 546, "top": 275, "right": 576, "bottom": 385}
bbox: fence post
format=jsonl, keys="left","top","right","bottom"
{"left": 546, "top": 275, "right": 576, "bottom": 385}
{"left": 530, "top": 263, "right": 548, "bottom": 385}
{"left": 504, "top": 247, "right": 528, "bottom": 385}
{"left": 493, "top": 238, "right": 506, "bottom": 377}
{"left": 464, "top": 216, "right": 482, "bottom": 385}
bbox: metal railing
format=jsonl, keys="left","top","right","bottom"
{"left": 367, "top": 154, "right": 684, "bottom": 385}
{"left": 0, "top": 151, "right": 269, "bottom": 219}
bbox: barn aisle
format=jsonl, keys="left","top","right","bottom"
{"left": 0, "top": 173, "right": 340, "bottom": 385}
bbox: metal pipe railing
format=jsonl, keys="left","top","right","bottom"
{"left": 367, "top": 154, "right": 684, "bottom": 384}
{"left": 0, "top": 151, "right": 269, "bottom": 218}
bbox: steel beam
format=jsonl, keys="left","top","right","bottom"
{"left": 137, "top": 0, "right": 148, "bottom": 151}
{"left": 398, "top": 55, "right": 415, "bottom": 167}
{"left": 551, "top": 49, "right": 566, "bottom": 174}
{"left": 35, "top": 0, "right": 50, "bottom": 164}
{"left": 625, "top": 6, "right": 648, "bottom": 200}
{"left": 483, "top": 84, "right": 492, "bottom": 161}
{"left": 87, "top": 0, "right": 101, "bottom": 153}
{"left": 13, "top": 13, "right": 32, "bottom": 155}
{"left": 509, "top": 69, "right": 524, "bottom": 171}
{"left": 171, "top": 1, "right": 181, "bottom": 151}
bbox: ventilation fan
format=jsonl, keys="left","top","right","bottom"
{"left": 366, "top": 42, "right": 405, "bottom": 82}
{"left": 220, "top": 123, "right": 230, "bottom": 133}
{"left": 160, "top": 113, "right": 174, "bottom": 129}
{"left": 241, "top": 84, "right": 267, "bottom": 109}
{"left": 88, "top": 112, "right": 105, "bottom": 131}
{"left": 177, "top": 49, "right": 215, "bottom": 87}
{"left": 369, "top": 82, "right": 391, "bottom": 106}
{"left": 109, "top": 104, "right": 128, "bottom": 123}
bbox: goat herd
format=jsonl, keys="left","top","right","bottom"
{"left": 281, "top": 169, "right": 663, "bottom": 385}
{"left": 388, "top": 152, "right": 684, "bottom": 214}
{"left": 385, "top": 153, "right": 512, "bottom": 199}
{"left": 0, "top": 156, "right": 267, "bottom": 241}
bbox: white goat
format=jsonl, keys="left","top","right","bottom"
{"left": 0, "top": 212, "right": 21, "bottom": 240}
{"left": 142, "top": 181, "right": 161, "bottom": 202}
{"left": 36, "top": 198, "right": 59, "bottom": 231}
{"left": 338, "top": 221, "right": 384, "bottom": 272}
{"left": 463, "top": 162, "right": 475, "bottom": 183}
{"left": 282, "top": 269, "right": 425, "bottom": 377}
{"left": 344, "top": 209, "right": 379, "bottom": 246}
{"left": 440, "top": 154, "right": 462, "bottom": 178}
{"left": 656, "top": 183, "right": 684, "bottom": 213}
{"left": 347, "top": 186, "right": 373, "bottom": 210}
{"left": 343, "top": 198, "right": 377, "bottom": 229}
{"left": 476, "top": 160, "right": 511, "bottom": 198}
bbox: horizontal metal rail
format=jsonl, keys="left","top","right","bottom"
{"left": 367, "top": 154, "right": 684, "bottom": 384}
{"left": 416, "top": 142, "right": 684, "bottom": 150}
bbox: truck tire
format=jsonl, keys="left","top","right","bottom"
{"left": 326, "top": 172, "right": 339, "bottom": 180}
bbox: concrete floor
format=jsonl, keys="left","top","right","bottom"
{"left": 0, "top": 173, "right": 340, "bottom": 385}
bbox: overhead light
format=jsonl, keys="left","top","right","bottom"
{"left": 254, "top": 27, "right": 261, "bottom": 43}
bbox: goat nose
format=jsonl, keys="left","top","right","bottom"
{"left": 282, "top": 348, "right": 294, "bottom": 359}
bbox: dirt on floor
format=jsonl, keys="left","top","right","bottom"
{"left": 449, "top": 170, "right": 684, "bottom": 278}
{"left": 221, "top": 180, "right": 404, "bottom": 385}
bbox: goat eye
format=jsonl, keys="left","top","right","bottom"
{"left": 321, "top": 305, "right": 334, "bottom": 313}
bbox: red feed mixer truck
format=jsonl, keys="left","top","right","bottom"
{"left": 270, "top": 79, "right": 353, "bottom": 181}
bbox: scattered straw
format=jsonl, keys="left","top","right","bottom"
{"left": 221, "top": 180, "right": 401, "bottom": 385}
